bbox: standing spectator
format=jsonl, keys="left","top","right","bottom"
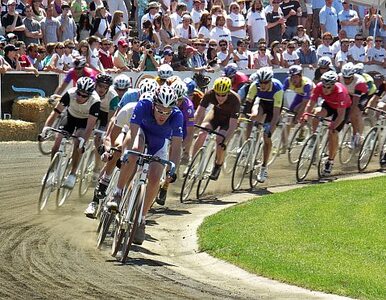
{"left": 253, "top": 43, "right": 271, "bottom": 68}
{"left": 2, "top": 0, "right": 25, "bottom": 42}
{"left": 191, "top": 0, "right": 204, "bottom": 30}
{"left": 77, "top": 13, "right": 91, "bottom": 42}
{"left": 49, "top": 42, "right": 66, "bottom": 73}
{"left": 110, "top": 10, "right": 130, "bottom": 45}
{"left": 282, "top": 40, "right": 300, "bottom": 67}
{"left": 293, "top": 24, "right": 310, "bottom": 42}
{"left": 335, "top": 38, "right": 349, "bottom": 69}
{"left": 113, "top": 38, "right": 131, "bottom": 71}
{"left": 90, "top": 6, "right": 110, "bottom": 39}
{"left": 348, "top": 33, "right": 365, "bottom": 63}
{"left": 41, "top": 4, "right": 60, "bottom": 44}
{"left": 88, "top": 35, "right": 104, "bottom": 72}
{"left": 58, "top": 2, "right": 77, "bottom": 42}
{"left": 23, "top": 4, "right": 42, "bottom": 46}
{"left": 15, "top": 0, "right": 27, "bottom": 17}
{"left": 62, "top": 39, "right": 76, "bottom": 70}
{"left": 364, "top": 6, "right": 383, "bottom": 38}
{"left": 247, "top": 0, "right": 267, "bottom": 50}
{"left": 367, "top": 36, "right": 386, "bottom": 66}
{"left": 31, "top": 0, "right": 46, "bottom": 22}
{"left": 217, "top": 39, "right": 233, "bottom": 67}
{"left": 297, "top": 39, "right": 317, "bottom": 68}
{"left": 89, "top": 0, "right": 108, "bottom": 21}
{"left": 141, "top": 2, "right": 161, "bottom": 30}
{"left": 233, "top": 39, "right": 251, "bottom": 69}
{"left": 269, "top": 40, "right": 283, "bottom": 67}
{"left": 210, "top": 15, "right": 231, "bottom": 43}
{"left": 316, "top": 32, "right": 333, "bottom": 58}
{"left": 311, "top": 0, "right": 325, "bottom": 39}
{"left": 338, "top": 0, "right": 359, "bottom": 39}
{"left": 227, "top": 2, "right": 246, "bottom": 48}
{"left": 176, "top": 14, "right": 198, "bottom": 45}
{"left": 266, "top": 0, "right": 285, "bottom": 45}
{"left": 319, "top": 0, "right": 338, "bottom": 37}
{"left": 71, "top": 0, "right": 88, "bottom": 24}
{"left": 280, "top": 0, "right": 301, "bottom": 39}
{"left": 170, "top": 3, "right": 187, "bottom": 29}
{"left": 197, "top": 12, "right": 212, "bottom": 42}
{"left": 159, "top": 13, "right": 179, "bottom": 49}
{"left": 141, "top": 20, "right": 160, "bottom": 50}
{"left": 77, "top": 39, "right": 89, "bottom": 60}
{"left": 107, "top": 0, "right": 128, "bottom": 25}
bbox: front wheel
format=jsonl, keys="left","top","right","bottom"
{"left": 56, "top": 158, "right": 73, "bottom": 207}
{"left": 231, "top": 139, "right": 252, "bottom": 191}
{"left": 38, "top": 153, "right": 60, "bottom": 212}
{"left": 249, "top": 140, "right": 264, "bottom": 189}
{"left": 358, "top": 127, "right": 378, "bottom": 172}
{"left": 338, "top": 124, "right": 354, "bottom": 165}
{"left": 267, "top": 125, "right": 283, "bottom": 166}
{"left": 180, "top": 149, "right": 203, "bottom": 203}
{"left": 196, "top": 148, "right": 216, "bottom": 199}
{"left": 317, "top": 138, "right": 329, "bottom": 179}
{"left": 287, "top": 124, "right": 312, "bottom": 165}
{"left": 96, "top": 210, "right": 114, "bottom": 249}
{"left": 223, "top": 129, "right": 242, "bottom": 174}
{"left": 296, "top": 134, "right": 317, "bottom": 182}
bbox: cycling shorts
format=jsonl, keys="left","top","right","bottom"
{"left": 61, "top": 112, "right": 87, "bottom": 134}
{"left": 322, "top": 102, "right": 350, "bottom": 132}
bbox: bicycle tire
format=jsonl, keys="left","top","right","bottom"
{"left": 338, "top": 124, "right": 354, "bottom": 165}
{"left": 249, "top": 140, "right": 264, "bottom": 189}
{"left": 56, "top": 158, "right": 73, "bottom": 207}
{"left": 223, "top": 129, "right": 241, "bottom": 174}
{"left": 120, "top": 186, "right": 144, "bottom": 263}
{"left": 267, "top": 125, "right": 283, "bottom": 166}
{"left": 38, "top": 132, "right": 55, "bottom": 156}
{"left": 231, "top": 139, "right": 252, "bottom": 191}
{"left": 38, "top": 153, "right": 60, "bottom": 212}
{"left": 296, "top": 134, "right": 317, "bottom": 182}
{"left": 358, "top": 127, "right": 378, "bottom": 172}
{"left": 287, "top": 124, "right": 311, "bottom": 165}
{"left": 78, "top": 149, "right": 96, "bottom": 197}
{"left": 317, "top": 138, "right": 329, "bottom": 179}
{"left": 180, "top": 148, "right": 203, "bottom": 203}
{"left": 196, "top": 148, "right": 216, "bottom": 199}
{"left": 96, "top": 168, "right": 120, "bottom": 221}
{"left": 96, "top": 210, "right": 114, "bottom": 249}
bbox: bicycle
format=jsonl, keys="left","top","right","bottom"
{"left": 180, "top": 125, "right": 225, "bottom": 203}
{"left": 295, "top": 113, "right": 332, "bottom": 182}
{"left": 357, "top": 106, "right": 386, "bottom": 172}
{"left": 231, "top": 120, "right": 264, "bottom": 191}
{"left": 38, "top": 128, "right": 79, "bottom": 211}
{"left": 110, "top": 150, "right": 175, "bottom": 263}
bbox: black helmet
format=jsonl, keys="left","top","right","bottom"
{"left": 96, "top": 73, "right": 113, "bottom": 86}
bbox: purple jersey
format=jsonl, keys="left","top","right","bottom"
{"left": 179, "top": 96, "right": 195, "bottom": 139}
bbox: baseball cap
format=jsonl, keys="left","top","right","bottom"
{"left": 163, "top": 49, "right": 174, "bottom": 56}
{"left": 118, "top": 39, "right": 128, "bottom": 47}
{"left": 4, "top": 44, "right": 19, "bottom": 53}
{"left": 7, "top": 0, "right": 16, "bottom": 5}
{"left": 186, "top": 46, "right": 197, "bottom": 54}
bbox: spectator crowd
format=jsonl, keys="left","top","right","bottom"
{"left": 0, "top": 0, "right": 385, "bottom": 75}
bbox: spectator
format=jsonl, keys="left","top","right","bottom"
{"left": 15, "top": 0, "right": 27, "bottom": 17}
{"left": 153, "top": 15, "right": 162, "bottom": 53}
{"left": 107, "top": 0, "right": 129, "bottom": 25}
{"left": 233, "top": 39, "right": 251, "bottom": 69}
{"left": 0, "top": 51, "right": 12, "bottom": 73}
{"left": 77, "top": 13, "right": 91, "bottom": 42}
{"left": 160, "top": 48, "right": 174, "bottom": 65}
{"left": 246, "top": 0, "right": 267, "bottom": 49}
{"left": 335, "top": 38, "right": 349, "bottom": 69}
{"left": 319, "top": 0, "right": 338, "bottom": 37}
{"left": 266, "top": 0, "right": 285, "bottom": 45}
{"left": 113, "top": 38, "right": 131, "bottom": 71}
{"left": 41, "top": 42, "right": 55, "bottom": 70}
{"left": 4, "top": 43, "right": 20, "bottom": 69}
{"left": 141, "top": 20, "right": 160, "bottom": 50}
{"left": 280, "top": 0, "right": 301, "bottom": 39}
{"left": 270, "top": 40, "right": 283, "bottom": 67}
{"left": 138, "top": 41, "right": 160, "bottom": 71}
{"left": 207, "top": 45, "right": 220, "bottom": 70}
{"left": 52, "top": 0, "right": 62, "bottom": 17}
{"left": 77, "top": 39, "right": 89, "bottom": 60}
{"left": 210, "top": 15, "right": 231, "bottom": 43}
{"left": 171, "top": 44, "right": 189, "bottom": 70}
{"left": 197, "top": 12, "right": 212, "bottom": 42}
{"left": 365, "top": 36, "right": 373, "bottom": 56}
{"left": 89, "top": 0, "right": 108, "bottom": 21}
{"left": 171, "top": 3, "right": 187, "bottom": 29}
{"left": 88, "top": 35, "right": 104, "bottom": 72}
{"left": 331, "top": 29, "right": 347, "bottom": 56}
{"left": 141, "top": 2, "right": 161, "bottom": 30}
{"left": 293, "top": 24, "right": 310, "bottom": 42}
{"left": 58, "top": 2, "right": 77, "bottom": 42}
{"left": 90, "top": 6, "right": 110, "bottom": 39}
{"left": 282, "top": 40, "right": 300, "bottom": 67}
{"left": 210, "top": 5, "right": 224, "bottom": 26}
{"left": 2, "top": 0, "right": 25, "bottom": 42}
{"left": 98, "top": 38, "right": 113, "bottom": 69}
{"left": 20, "top": 42, "right": 43, "bottom": 70}
{"left": 348, "top": 33, "right": 366, "bottom": 63}
{"left": 316, "top": 31, "right": 333, "bottom": 58}
{"left": 191, "top": 0, "right": 204, "bottom": 30}
{"left": 338, "top": 0, "right": 359, "bottom": 39}
{"left": 129, "top": 38, "right": 142, "bottom": 68}
{"left": 49, "top": 42, "right": 66, "bottom": 73}
{"left": 367, "top": 36, "right": 386, "bottom": 66}
{"left": 190, "top": 39, "right": 211, "bottom": 71}
{"left": 41, "top": 4, "right": 60, "bottom": 44}
{"left": 31, "top": 0, "right": 46, "bottom": 22}
{"left": 311, "top": 0, "right": 325, "bottom": 39}
{"left": 253, "top": 43, "right": 271, "bottom": 68}
{"left": 217, "top": 39, "right": 233, "bottom": 67}
{"left": 176, "top": 14, "right": 198, "bottom": 45}
{"left": 297, "top": 39, "right": 317, "bottom": 68}
{"left": 227, "top": 2, "right": 246, "bottom": 48}
{"left": 159, "top": 13, "right": 179, "bottom": 50}
{"left": 62, "top": 39, "right": 76, "bottom": 70}
{"left": 110, "top": 10, "right": 130, "bottom": 45}
{"left": 364, "top": 6, "right": 383, "bottom": 38}
{"left": 71, "top": 0, "right": 88, "bottom": 24}
{"left": 23, "top": 4, "right": 42, "bottom": 46}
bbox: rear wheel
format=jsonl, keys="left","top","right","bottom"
{"left": 223, "top": 129, "right": 241, "bottom": 174}
{"left": 231, "top": 139, "right": 252, "bottom": 191}
{"left": 317, "top": 138, "right": 329, "bottom": 179}
{"left": 196, "top": 148, "right": 216, "bottom": 199}
{"left": 267, "top": 125, "right": 283, "bottom": 166}
{"left": 288, "top": 124, "right": 311, "bottom": 164}
{"left": 96, "top": 210, "right": 114, "bottom": 249}
{"left": 180, "top": 149, "right": 202, "bottom": 203}
{"left": 296, "top": 134, "right": 317, "bottom": 182}
{"left": 358, "top": 127, "right": 378, "bottom": 172}
{"left": 38, "top": 153, "right": 60, "bottom": 212}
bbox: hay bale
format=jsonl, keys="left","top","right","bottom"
{"left": 0, "top": 120, "right": 38, "bottom": 141}
{"left": 12, "top": 97, "right": 54, "bottom": 124}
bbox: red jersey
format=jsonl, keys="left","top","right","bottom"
{"left": 64, "top": 67, "right": 98, "bottom": 86}
{"left": 232, "top": 72, "right": 249, "bottom": 91}
{"left": 311, "top": 82, "right": 351, "bottom": 109}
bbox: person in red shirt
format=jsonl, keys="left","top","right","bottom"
{"left": 303, "top": 70, "right": 352, "bottom": 175}
{"left": 99, "top": 38, "right": 114, "bottom": 69}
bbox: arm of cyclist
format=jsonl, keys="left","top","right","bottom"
{"left": 183, "top": 125, "right": 194, "bottom": 157}
{"left": 194, "top": 105, "right": 206, "bottom": 125}
{"left": 41, "top": 93, "right": 69, "bottom": 136}
{"left": 330, "top": 107, "right": 345, "bottom": 131}
{"left": 224, "top": 117, "right": 238, "bottom": 145}
{"left": 77, "top": 102, "right": 100, "bottom": 149}
{"left": 167, "top": 136, "right": 183, "bottom": 183}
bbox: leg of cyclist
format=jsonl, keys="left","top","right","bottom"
{"left": 209, "top": 128, "right": 227, "bottom": 180}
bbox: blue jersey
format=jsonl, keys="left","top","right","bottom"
{"left": 118, "top": 88, "right": 140, "bottom": 108}
{"left": 130, "top": 99, "right": 184, "bottom": 154}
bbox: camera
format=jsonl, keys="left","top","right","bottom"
{"left": 145, "top": 44, "right": 151, "bottom": 50}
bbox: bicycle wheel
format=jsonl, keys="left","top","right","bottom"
{"left": 231, "top": 139, "right": 252, "bottom": 191}
{"left": 96, "top": 168, "right": 120, "bottom": 221}
{"left": 56, "top": 158, "right": 73, "bottom": 207}
{"left": 38, "top": 132, "right": 55, "bottom": 156}
{"left": 358, "top": 127, "right": 378, "bottom": 172}
{"left": 223, "top": 129, "right": 241, "bottom": 174}
{"left": 267, "top": 125, "right": 283, "bottom": 166}
{"left": 338, "top": 124, "right": 354, "bottom": 165}
{"left": 96, "top": 210, "right": 114, "bottom": 249}
{"left": 196, "top": 148, "right": 216, "bottom": 199}
{"left": 296, "top": 134, "right": 317, "bottom": 182}
{"left": 288, "top": 124, "right": 312, "bottom": 165}
{"left": 38, "top": 153, "right": 60, "bottom": 212}
{"left": 120, "top": 186, "right": 144, "bottom": 263}
{"left": 317, "top": 138, "right": 329, "bottom": 179}
{"left": 78, "top": 148, "right": 96, "bottom": 197}
{"left": 249, "top": 140, "right": 264, "bottom": 189}
{"left": 180, "top": 149, "right": 203, "bottom": 203}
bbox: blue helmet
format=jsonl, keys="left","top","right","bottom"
{"left": 183, "top": 78, "right": 197, "bottom": 95}
{"left": 223, "top": 63, "right": 238, "bottom": 77}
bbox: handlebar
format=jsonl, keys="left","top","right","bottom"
{"left": 38, "top": 127, "right": 77, "bottom": 141}
{"left": 282, "top": 107, "right": 296, "bottom": 117}
{"left": 303, "top": 113, "right": 332, "bottom": 123}
{"left": 121, "top": 150, "right": 176, "bottom": 177}
{"left": 194, "top": 124, "right": 226, "bottom": 142}
{"left": 366, "top": 106, "right": 386, "bottom": 115}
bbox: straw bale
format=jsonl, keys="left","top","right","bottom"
{"left": 0, "top": 120, "right": 38, "bottom": 141}
{"left": 12, "top": 97, "right": 53, "bottom": 124}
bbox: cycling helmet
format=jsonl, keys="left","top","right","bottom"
{"left": 249, "top": 72, "right": 259, "bottom": 83}
{"left": 256, "top": 67, "right": 274, "bottom": 82}
{"left": 73, "top": 57, "right": 86, "bottom": 69}
{"left": 183, "top": 77, "right": 197, "bottom": 95}
{"left": 154, "top": 85, "right": 178, "bottom": 108}
{"left": 76, "top": 77, "right": 95, "bottom": 95}
{"left": 318, "top": 56, "right": 332, "bottom": 67}
{"left": 138, "top": 78, "right": 159, "bottom": 94}
{"left": 170, "top": 79, "right": 187, "bottom": 99}
{"left": 223, "top": 63, "right": 238, "bottom": 77}
{"left": 158, "top": 64, "right": 173, "bottom": 80}
{"left": 353, "top": 63, "right": 364, "bottom": 75}
{"left": 114, "top": 74, "right": 131, "bottom": 90}
{"left": 341, "top": 62, "right": 355, "bottom": 78}
{"left": 96, "top": 73, "right": 113, "bottom": 86}
{"left": 192, "top": 73, "right": 211, "bottom": 89}
{"left": 139, "top": 91, "right": 155, "bottom": 101}
{"left": 288, "top": 65, "right": 303, "bottom": 76}
{"left": 321, "top": 71, "right": 338, "bottom": 85}
{"left": 213, "top": 77, "right": 232, "bottom": 94}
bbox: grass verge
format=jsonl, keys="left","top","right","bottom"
{"left": 198, "top": 177, "right": 386, "bottom": 300}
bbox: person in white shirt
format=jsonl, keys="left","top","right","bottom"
{"left": 175, "top": 14, "right": 198, "bottom": 45}
{"left": 331, "top": 29, "right": 347, "bottom": 56}
{"left": 141, "top": 2, "right": 161, "bottom": 30}
{"left": 247, "top": 0, "right": 267, "bottom": 49}
{"left": 227, "top": 2, "right": 246, "bottom": 48}
{"left": 233, "top": 39, "right": 251, "bottom": 69}
{"left": 210, "top": 14, "right": 231, "bottom": 43}
{"left": 107, "top": 0, "right": 128, "bottom": 24}
{"left": 282, "top": 41, "right": 300, "bottom": 67}
{"left": 191, "top": 0, "right": 205, "bottom": 29}
{"left": 197, "top": 12, "right": 212, "bottom": 41}
{"left": 316, "top": 32, "right": 333, "bottom": 58}
{"left": 335, "top": 38, "right": 349, "bottom": 69}
{"left": 170, "top": 3, "right": 187, "bottom": 29}
{"left": 217, "top": 39, "right": 234, "bottom": 67}
{"left": 367, "top": 36, "right": 386, "bottom": 66}
{"left": 348, "top": 33, "right": 366, "bottom": 63}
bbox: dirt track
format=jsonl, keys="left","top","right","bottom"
{"left": 0, "top": 142, "right": 378, "bottom": 299}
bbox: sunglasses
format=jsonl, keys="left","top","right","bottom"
{"left": 133, "top": 41, "right": 140, "bottom": 44}
{"left": 355, "top": 38, "right": 363, "bottom": 41}
{"left": 67, "top": 46, "right": 75, "bottom": 49}
{"left": 259, "top": 48, "right": 266, "bottom": 51}
{"left": 102, "top": 43, "right": 110, "bottom": 46}
{"left": 260, "top": 81, "right": 270, "bottom": 85}
{"left": 219, "top": 43, "right": 227, "bottom": 47}
{"left": 322, "top": 84, "right": 334, "bottom": 89}
{"left": 215, "top": 92, "right": 227, "bottom": 97}
{"left": 76, "top": 91, "right": 90, "bottom": 98}
{"left": 343, "top": 76, "right": 353, "bottom": 80}
{"left": 376, "top": 40, "right": 383, "bottom": 42}
{"left": 288, "top": 46, "right": 295, "bottom": 49}
{"left": 154, "top": 105, "right": 172, "bottom": 115}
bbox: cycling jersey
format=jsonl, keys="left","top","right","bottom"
{"left": 130, "top": 99, "right": 184, "bottom": 155}
{"left": 179, "top": 96, "right": 195, "bottom": 139}
{"left": 60, "top": 87, "right": 100, "bottom": 119}
{"left": 338, "top": 74, "right": 368, "bottom": 97}
{"left": 232, "top": 72, "right": 249, "bottom": 91}
{"left": 310, "top": 82, "right": 351, "bottom": 109}
{"left": 114, "top": 102, "right": 137, "bottom": 131}
{"left": 100, "top": 87, "right": 120, "bottom": 113}
{"left": 283, "top": 76, "right": 313, "bottom": 111}
{"left": 191, "top": 89, "right": 204, "bottom": 109}
{"left": 247, "top": 78, "right": 284, "bottom": 108}
{"left": 64, "top": 67, "right": 98, "bottom": 86}
{"left": 118, "top": 88, "right": 140, "bottom": 108}
{"left": 362, "top": 73, "right": 377, "bottom": 96}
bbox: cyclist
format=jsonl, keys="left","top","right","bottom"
{"left": 313, "top": 56, "right": 335, "bottom": 84}
{"left": 184, "top": 77, "right": 204, "bottom": 109}
{"left": 223, "top": 63, "right": 249, "bottom": 93}
{"left": 244, "top": 67, "right": 284, "bottom": 183}
{"left": 155, "top": 64, "right": 174, "bottom": 85}
{"left": 41, "top": 77, "right": 100, "bottom": 189}
{"left": 192, "top": 77, "right": 240, "bottom": 181}
{"left": 106, "top": 85, "right": 183, "bottom": 245}
{"left": 192, "top": 72, "right": 211, "bottom": 94}
{"left": 339, "top": 62, "right": 369, "bottom": 149}
{"left": 303, "top": 71, "right": 352, "bottom": 175}
{"left": 353, "top": 63, "right": 377, "bottom": 98}
{"left": 54, "top": 57, "right": 98, "bottom": 95}
{"left": 117, "top": 77, "right": 158, "bottom": 109}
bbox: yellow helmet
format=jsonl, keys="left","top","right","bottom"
{"left": 213, "top": 77, "right": 231, "bottom": 95}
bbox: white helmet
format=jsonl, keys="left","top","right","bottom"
{"left": 76, "top": 77, "right": 95, "bottom": 95}
{"left": 139, "top": 91, "right": 155, "bottom": 101}
{"left": 158, "top": 64, "right": 173, "bottom": 80}
{"left": 138, "top": 78, "right": 159, "bottom": 94}
{"left": 114, "top": 74, "right": 131, "bottom": 90}
{"left": 353, "top": 63, "right": 364, "bottom": 75}
{"left": 256, "top": 67, "right": 274, "bottom": 82}
{"left": 341, "top": 62, "right": 355, "bottom": 78}
{"left": 170, "top": 79, "right": 187, "bottom": 99}
{"left": 321, "top": 70, "right": 338, "bottom": 85}
{"left": 154, "top": 85, "right": 178, "bottom": 108}
{"left": 318, "top": 56, "right": 332, "bottom": 67}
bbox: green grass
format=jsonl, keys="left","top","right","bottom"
{"left": 198, "top": 177, "right": 386, "bottom": 300}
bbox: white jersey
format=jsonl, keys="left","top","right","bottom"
{"left": 114, "top": 102, "right": 137, "bottom": 130}
{"left": 316, "top": 44, "right": 333, "bottom": 58}
{"left": 367, "top": 47, "right": 386, "bottom": 63}
{"left": 66, "top": 87, "right": 100, "bottom": 119}
{"left": 283, "top": 50, "right": 299, "bottom": 66}
{"left": 100, "top": 86, "right": 119, "bottom": 113}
